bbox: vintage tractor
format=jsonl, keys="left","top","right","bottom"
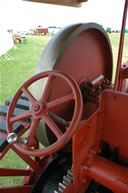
{"left": 0, "top": 0, "right": 128, "bottom": 192}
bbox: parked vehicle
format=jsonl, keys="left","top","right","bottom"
{"left": 106, "top": 27, "right": 112, "bottom": 33}
{"left": 12, "top": 34, "right": 22, "bottom": 44}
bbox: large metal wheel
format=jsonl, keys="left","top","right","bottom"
{"left": 7, "top": 71, "right": 83, "bottom": 157}
{"left": 31, "top": 23, "right": 113, "bottom": 146}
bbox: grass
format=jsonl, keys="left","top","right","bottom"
{"left": 108, "top": 33, "right": 128, "bottom": 81}
{"left": 0, "top": 33, "right": 128, "bottom": 105}
{"left": 0, "top": 35, "right": 52, "bottom": 187}
{"left": 0, "top": 33, "right": 128, "bottom": 187}
{"left": 0, "top": 35, "right": 52, "bottom": 104}
{"left": 0, "top": 149, "right": 27, "bottom": 187}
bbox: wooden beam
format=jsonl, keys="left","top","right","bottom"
{"left": 24, "top": 0, "right": 88, "bottom": 7}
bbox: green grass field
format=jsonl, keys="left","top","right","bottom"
{"left": 0, "top": 35, "right": 52, "bottom": 104}
{"left": 0, "top": 35, "right": 52, "bottom": 186}
{"left": 108, "top": 33, "right": 128, "bottom": 81}
{"left": 0, "top": 33, "right": 128, "bottom": 187}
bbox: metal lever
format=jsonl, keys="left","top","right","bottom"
{"left": 7, "top": 133, "right": 28, "bottom": 145}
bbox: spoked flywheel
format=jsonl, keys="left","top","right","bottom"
{"left": 7, "top": 70, "right": 83, "bottom": 157}
{"left": 31, "top": 22, "right": 113, "bottom": 147}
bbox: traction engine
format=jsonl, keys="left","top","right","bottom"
{"left": 0, "top": 0, "right": 128, "bottom": 193}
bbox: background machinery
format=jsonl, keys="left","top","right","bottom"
{"left": 0, "top": 0, "right": 128, "bottom": 193}
{"left": 12, "top": 34, "right": 22, "bottom": 44}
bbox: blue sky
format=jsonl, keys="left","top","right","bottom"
{"left": 0, "top": 0, "right": 127, "bottom": 31}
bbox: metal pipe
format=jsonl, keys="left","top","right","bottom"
{"left": 89, "top": 75, "right": 104, "bottom": 88}
{"left": 87, "top": 155, "right": 128, "bottom": 193}
{"left": 114, "top": 0, "right": 128, "bottom": 90}
{"left": 0, "top": 168, "right": 31, "bottom": 176}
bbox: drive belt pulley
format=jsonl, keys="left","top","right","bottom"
{"left": 30, "top": 22, "right": 113, "bottom": 147}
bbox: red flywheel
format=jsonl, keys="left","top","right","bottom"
{"left": 7, "top": 70, "right": 83, "bottom": 157}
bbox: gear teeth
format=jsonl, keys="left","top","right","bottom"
{"left": 58, "top": 187, "right": 64, "bottom": 192}
{"left": 59, "top": 183, "right": 66, "bottom": 190}
{"left": 67, "top": 170, "right": 73, "bottom": 177}
{"left": 63, "top": 176, "right": 71, "bottom": 184}
{"left": 54, "top": 167, "right": 73, "bottom": 193}
{"left": 62, "top": 180, "right": 68, "bottom": 186}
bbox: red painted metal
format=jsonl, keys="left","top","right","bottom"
{"left": 7, "top": 71, "right": 83, "bottom": 157}
{"left": 87, "top": 155, "right": 128, "bottom": 193}
{"left": 120, "top": 61, "right": 128, "bottom": 79}
{"left": 0, "top": 168, "right": 31, "bottom": 176}
{"left": 0, "top": 1, "right": 128, "bottom": 191}
{"left": 36, "top": 27, "right": 48, "bottom": 35}
{"left": 0, "top": 185, "right": 32, "bottom": 193}
{"left": 11, "top": 142, "right": 47, "bottom": 174}
{"left": 23, "top": 155, "right": 52, "bottom": 185}
{"left": 63, "top": 183, "right": 74, "bottom": 193}
{"left": 72, "top": 113, "right": 99, "bottom": 193}
{"left": 0, "top": 115, "right": 30, "bottom": 160}
{"left": 118, "top": 61, "right": 128, "bottom": 91}
{"left": 70, "top": 89, "right": 128, "bottom": 193}
{"left": 0, "top": 155, "right": 52, "bottom": 192}
{"left": 0, "top": 145, "right": 11, "bottom": 160}
{"left": 55, "top": 24, "right": 113, "bottom": 84}
{"left": 99, "top": 90, "right": 128, "bottom": 162}
{"left": 114, "top": 0, "right": 128, "bottom": 90}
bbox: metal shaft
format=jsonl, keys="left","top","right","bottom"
{"left": 114, "top": 0, "right": 128, "bottom": 90}
{"left": 87, "top": 155, "right": 128, "bottom": 193}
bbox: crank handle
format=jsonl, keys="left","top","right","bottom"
{"left": 7, "top": 133, "right": 28, "bottom": 145}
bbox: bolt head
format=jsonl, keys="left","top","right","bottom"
{"left": 7, "top": 133, "right": 17, "bottom": 144}
{"left": 34, "top": 104, "right": 39, "bottom": 111}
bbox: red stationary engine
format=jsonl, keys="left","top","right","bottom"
{"left": 0, "top": 0, "right": 128, "bottom": 193}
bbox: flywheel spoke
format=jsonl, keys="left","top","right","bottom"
{"left": 10, "top": 110, "right": 32, "bottom": 123}
{"left": 47, "top": 93, "right": 74, "bottom": 111}
{"left": 27, "top": 118, "right": 40, "bottom": 138}
{"left": 21, "top": 87, "right": 37, "bottom": 104}
{"left": 6, "top": 70, "right": 83, "bottom": 157}
{"left": 49, "top": 112, "right": 69, "bottom": 127}
{"left": 43, "top": 114, "right": 63, "bottom": 139}
{"left": 40, "top": 75, "right": 55, "bottom": 103}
